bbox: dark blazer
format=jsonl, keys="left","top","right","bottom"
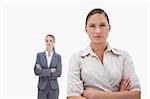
{"left": 34, "top": 51, "right": 62, "bottom": 90}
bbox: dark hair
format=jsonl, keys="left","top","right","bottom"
{"left": 45, "top": 34, "right": 55, "bottom": 42}
{"left": 45, "top": 34, "right": 55, "bottom": 51}
{"left": 85, "top": 8, "right": 109, "bottom": 26}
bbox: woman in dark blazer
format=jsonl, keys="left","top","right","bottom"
{"left": 34, "top": 34, "right": 62, "bottom": 99}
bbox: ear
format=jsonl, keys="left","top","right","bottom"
{"left": 85, "top": 26, "right": 87, "bottom": 33}
{"left": 109, "top": 25, "right": 111, "bottom": 30}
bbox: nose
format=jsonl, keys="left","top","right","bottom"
{"left": 95, "top": 27, "right": 101, "bottom": 33}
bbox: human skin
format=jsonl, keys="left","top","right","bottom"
{"left": 68, "top": 11, "right": 140, "bottom": 99}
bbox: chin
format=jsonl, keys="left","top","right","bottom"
{"left": 93, "top": 40, "right": 104, "bottom": 44}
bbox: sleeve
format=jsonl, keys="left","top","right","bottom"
{"left": 123, "top": 51, "right": 141, "bottom": 91}
{"left": 67, "top": 53, "right": 84, "bottom": 97}
{"left": 34, "top": 53, "right": 51, "bottom": 77}
{"left": 51, "top": 55, "right": 62, "bottom": 78}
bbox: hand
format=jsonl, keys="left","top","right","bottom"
{"left": 83, "top": 89, "right": 100, "bottom": 99}
{"left": 67, "top": 96, "right": 87, "bottom": 99}
{"left": 119, "top": 79, "right": 131, "bottom": 91}
{"left": 50, "top": 68, "right": 56, "bottom": 73}
{"left": 36, "top": 64, "right": 42, "bottom": 70}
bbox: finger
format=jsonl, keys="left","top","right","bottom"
{"left": 121, "top": 80, "right": 127, "bottom": 89}
{"left": 36, "top": 65, "right": 41, "bottom": 68}
{"left": 124, "top": 79, "right": 130, "bottom": 88}
{"left": 125, "top": 80, "right": 131, "bottom": 90}
{"left": 36, "top": 65, "right": 40, "bottom": 68}
{"left": 120, "top": 79, "right": 129, "bottom": 90}
{"left": 119, "top": 80, "right": 124, "bottom": 90}
{"left": 120, "top": 79, "right": 124, "bottom": 86}
{"left": 36, "top": 64, "right": 40, "bottom": 66}
{"left": 126, "top": 83, "right": 131, "bottom": 90}
{"left": 83, "top": 90, "right": 88, "bottom": 96}
{"left": 38, "top": 67, "right": 42, "bottom": 70}
{"left": 123, "top": 79, "right": 130, "bottom": 90}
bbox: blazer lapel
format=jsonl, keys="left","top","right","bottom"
{"left": 50, "top": 52, "right": 57, "bottom": 68}
{"left": 41, "top": 52, "right": 48, "bottom": 68}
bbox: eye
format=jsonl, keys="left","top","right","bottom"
{"left": 50, "top": 40, "right": 53, "bottom": 42}
{"left": 100, "top": 24, "right": 106, "bottom": 27}
{"left": 90, "top": 25, "right": 94, "bottom": 27}
{"left": 46, "top": 40, "right": 48, "bottom": 42}
{"left": 89, "top": 25, "right": 95, "bottom": 27}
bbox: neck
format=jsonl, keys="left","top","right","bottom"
{"left": 46, "top": 48, "right": 53, "bottom": 54}
{"left": 90, "top": 42, "right": 107, "bottom": 54}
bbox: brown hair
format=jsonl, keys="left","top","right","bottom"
{"left": 45, "top": 34, "right": 55, "bottom": 42}
{"left": 85, "top": 8, "right": 110, "bottom": 26}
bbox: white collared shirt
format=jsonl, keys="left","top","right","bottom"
{"left": 67, "top": 44, "right": 141, "bottom": 96}
{"left": 45, "top": 50, "right": 53, "bottom": 68}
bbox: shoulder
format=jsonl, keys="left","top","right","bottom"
{"left": 70, "top": 50, "right": 83, "bottom": 59}
{"left": 37, "top": 52, "right": 45, "bottom": 56}
{"left": 68, "top": 51, "right": 83, "bottom": 70}
{"left": 54, "top": 52, "right": 61, "bottom": 57}
{"left": 112, "top": 48, "right": 131, "bottom": 58}
{"left": 69, "top": 50, "right": 85, "bottom": 64}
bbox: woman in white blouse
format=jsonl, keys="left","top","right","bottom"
{"left": 67, "top": 8, "right": 141, "bottom": 99}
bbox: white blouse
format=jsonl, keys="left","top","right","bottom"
{"left": 67, "top": 44, "right": 141, "bottom": 97}
{"left": 45, "top": 50, "right": 53, "bottom": 68}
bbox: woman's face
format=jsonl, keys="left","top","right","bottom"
{"left": 85, "top": 13, "right": 110, "bottom": 44}
{"left": 45, "top": 36, "right": 55, "bottom": 49}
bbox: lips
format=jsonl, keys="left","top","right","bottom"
{"left": 94, "top": 36, "right": 103, "bottom": 38}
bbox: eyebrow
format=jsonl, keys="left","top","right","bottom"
{"left": 88, "top": 22, "right": 106, "bottom": 25}
{"left": 89, "top": 23, "right": 95, "bottom": 25}
{"left": 100, "top": 22, "right": 106, "bottom": 25}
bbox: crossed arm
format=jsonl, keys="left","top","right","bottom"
{"left": 68, "top": 91, "right": 140, "bottom": 99}
{"left": 35, "top": 64, "right": 56, "bottom": 73}
{"left": 67, "top": 79, "right": 141, "bottom": 99}
{"left": 82, "top": 89, "right": 140, "bottom": 99}
{"left": 34, "top": 54, "right": 62, "bottom": 78}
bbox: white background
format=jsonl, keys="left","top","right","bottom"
{"left": 0, "top": 0, "right": 149, "bottom": 99}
